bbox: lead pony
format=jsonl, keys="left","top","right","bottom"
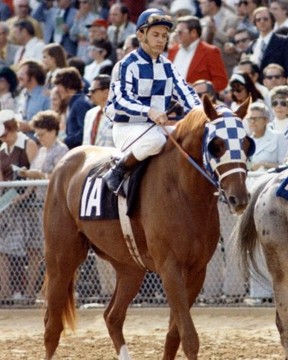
{"left": 237, "top": 169, "right": 288, "bottom": 360}
{"left": 43, "top": 96, "right": 252, "bottom": 360}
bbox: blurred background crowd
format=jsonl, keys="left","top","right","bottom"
{"left": 0, "top": 0, "right": 286, "bottom": 151}
{"left": 0, "top": 0, "right": 287, "bottom": 307}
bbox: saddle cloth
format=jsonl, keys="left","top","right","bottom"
{"left": 79, "top": 159, "right": 150, "bottom": 220}
{"left": 276, "top": 176, "right": 288, "bottom": 200}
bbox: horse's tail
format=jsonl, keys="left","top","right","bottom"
{"left": 236, "top": 177, "right": 270, "bottom": 277}
{"left": 42, "top": 273, "right": 77, "bottom": 332}
{"left": 62, "top": 275, "right": 77, "bottom": 332}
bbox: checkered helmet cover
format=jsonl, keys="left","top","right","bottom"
{"left": 203, "top": 112, "right": 255, "bottom": 178}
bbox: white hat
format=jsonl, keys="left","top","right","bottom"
{"left": 170, "top": 0, "right": 196, "bottom": 16}
{"left": 229, "top": 73, "right": 246, "bottom": 85}
{"left": 0, "top": 109, "right": 15, "bottom": 137}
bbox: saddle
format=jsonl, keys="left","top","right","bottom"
{"left": 79, "top": 158, "right": 151, "bottom": 220}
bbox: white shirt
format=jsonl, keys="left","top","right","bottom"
{"left": 82, "top": 105, "right": 114, "bottom": 147}
{"left": 251, "top": 31, "right": 273, "bottom": 66}
{"left": 250, "top": 127, "right": 287, "bottom": 165}
{"left": 84, "top": 58, "right": 112, "bottom": 84}
{"left": 271, "top": 117, "right": 288, "bottom": 134}
{"left": 274, "top": 18, "right": 288, "bottom": 31}
{"left": 14, "top": 36, "right": 46, "bottom": 63}
{"left": 173, "top": 39, "right": 200, "bottom": 80}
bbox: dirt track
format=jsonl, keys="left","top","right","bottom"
{"left": 0, "top": 307, "right": 285, "bottom": 359}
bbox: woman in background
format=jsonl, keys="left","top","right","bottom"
{"left": 268, "top": 85, "right": 288, "bottom": 140}
{"left": 0, "top": 66, "right": 18, "bottom": 110}
{"left": 50, "top": 86, "right": 68, "bottom": 141}
{"left": 19, "top": 110, "right": 69, "bottom": 303}
{"left": 20, "top": 110, "right": 69, "bottom": 180}
{"left": 42, "top": 43, "right": 67, "bottom": 92}
{"left": 229, "top": 72, "right": 263, "bottom": 111}
{"left": 247, "top": 102, "right": 287, "bottom": 171}
{"left": 0, "top": 110, "right": 38, "bottom": 304}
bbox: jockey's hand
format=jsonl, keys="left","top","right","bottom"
{"left": 148, "top": 108, "right": 169, "bottom": 125}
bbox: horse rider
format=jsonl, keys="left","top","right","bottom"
{"left": 103, "top": 8, "right": 202, "bottom": 195}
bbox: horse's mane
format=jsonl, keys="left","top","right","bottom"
{"left": 175, "top": 108, "right": 207, "bottom": 139}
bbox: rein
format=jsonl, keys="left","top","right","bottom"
{"left": 160, "top": 124, "right": 219, "bottom": 189}
{"left": 118, "top": 115, "right": 248, "bottom": 204}
{"left": 160, "top": 116, "right": 249, "bottom": 205}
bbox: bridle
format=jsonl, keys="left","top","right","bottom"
{"left": 203, "top": 116, "right": 255, "bottom": 181}
{"left": 161, "top": 113, "right": 255, "bottom": 204}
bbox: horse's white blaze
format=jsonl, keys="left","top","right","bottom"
{"left": 118, "top": 345, "right": 132, "bottom": 360}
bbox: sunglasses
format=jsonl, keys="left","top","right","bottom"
{"left": 88, "top": 46, "right": 103, "bottom": 52}
{"left": 247, "top": 116, "right": 267, "bottom": 122}
{"left": 271, "top": 100, "right": 287, "bottom": 107}
{"left": 88, "top": 87, "right": 105, "bottom": 94}
{"left": 255, "top": 17, "right": 270, "bottom": 23}
{"left": 237, "top": 0, "right": 248, "bottom": 5}
{"left": 235, "top": 37, "right": 249, "bottom": 45}
{"left": 231, "top": 87, "right": 245, "bottom": 93}
{"left": 197, "top": 91, "right": 208, "bottom": 97}
{"left": 264, "top": 74, "right": 282, "bottom": 80}
{"left": 35, "top": 130, "right": 48, "bottom": 138}
{"left": 175, "top": 29, "right": 190, "bottom": 35}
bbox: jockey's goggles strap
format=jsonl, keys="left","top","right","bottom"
{"left": 147, "top": 14, "right": 172, "bottom": 25}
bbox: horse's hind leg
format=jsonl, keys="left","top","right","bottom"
{"left": 44, "top": 216, "right": 88, "bottom": 360}
{"left": 104, "top": 264, "right": 145, "bottom": 359}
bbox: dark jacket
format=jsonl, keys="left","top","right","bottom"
{"left": 65, "top": 92, "right": 92, "bottom": 149}
{"left": 247, "top": 33, "right": 288, "bottom": 81}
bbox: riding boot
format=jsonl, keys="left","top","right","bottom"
{"left": 103, "top": 152, "right": 140, "bottom": 196}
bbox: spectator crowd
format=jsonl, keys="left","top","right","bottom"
{"left": 0, "top": 0, "right": 287, "bottom": 307}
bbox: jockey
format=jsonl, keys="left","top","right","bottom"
{"left": 103, "top": 8, "right": 202, "bottom": 195}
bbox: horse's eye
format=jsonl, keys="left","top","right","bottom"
{"left": 207, "top": 137, "right": 226, "bottom": 158}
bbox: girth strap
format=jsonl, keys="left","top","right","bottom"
{"left": 118, "top": 195, "right": 148, "bottom": 271}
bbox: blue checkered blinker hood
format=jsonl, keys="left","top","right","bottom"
{"left": 203, "top": 115, "right": 255, "bottom": 182}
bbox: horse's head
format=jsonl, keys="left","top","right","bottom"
{"left": 202, "top": 96, "right": 255, "bottom": 214}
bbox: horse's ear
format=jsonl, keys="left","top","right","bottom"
{"left": 235, "top": 95, "right": 251, "bottom": 120}
{"left": 202, "top": 94, "right": 218, "bottom": 121}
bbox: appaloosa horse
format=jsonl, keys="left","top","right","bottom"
{"left": 237, "top": 168, "right": 288, "bottom": 360}
{"left": 43, "top": 96, "right": 254, "bottom": 360}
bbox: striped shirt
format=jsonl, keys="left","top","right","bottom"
{"left": 105, "top": 47, "right": 201, "bottom": 123}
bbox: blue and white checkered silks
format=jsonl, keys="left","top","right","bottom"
{"left": 105, "top": 47, "right": 201, "bottom": 123}
{"left": 203, "top": 113, "right": 255, "bottom": 183}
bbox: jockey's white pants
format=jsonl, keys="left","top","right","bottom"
{"left": 113, "top": 122, "right": 175, "bottom": 161}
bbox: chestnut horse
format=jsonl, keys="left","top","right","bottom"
{"left": 237, "top": 168, "right": 288, "bottom": 360}
{"left": 43, "top": 96, "right": 253, "bottom": 360}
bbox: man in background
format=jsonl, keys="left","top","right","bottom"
{"left": 16, "top": 60, "right": 50, "bottom": 135}
{"left": 13, "top": 19, "right": 45, "bottom": 64}
{"left": 6, "top": 0, "right": 43, "bottom": 43}
{"left": 82, "top": 74, "right": 113, "bottom": 147}
{"left": 0, "top": 21, "right": 20, "bottom": 67}
{"left": 168, "top": 15, "right": 228, "bottom": 92}
{"left": 53, "top": 67, "right": 92, "bottom": 149}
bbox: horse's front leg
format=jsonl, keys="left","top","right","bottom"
{"left": 162, "top": 268, "right": 206, "bottom": 360}
{"left": 267, "top": 251, "right": 288, "bottom": 359}
{"left": 160, "top": 259, "right": 201, "bottom": 360}
{"left": 260, "top": 233, "right": 288, "bottom": 360}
